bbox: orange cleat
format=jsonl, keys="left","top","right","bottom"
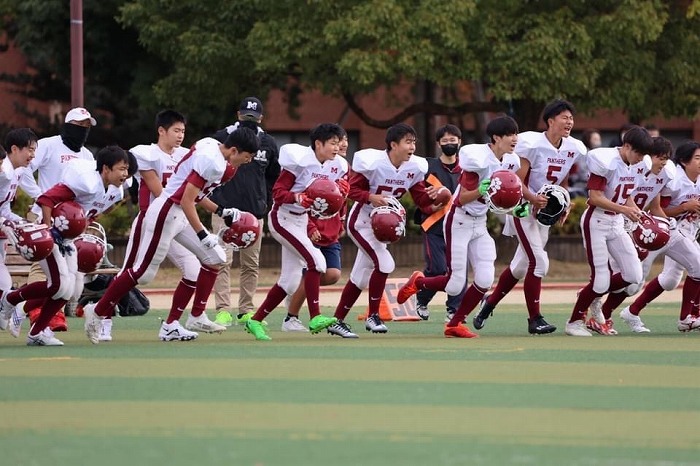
{"left": 444, "top": 323, "right": 479, "bottom": 338}
{"left": 49, "top": 311, "right": 68, "bottom": 332}
{"left": 397, "top": 271, "right": 424, "bottom": 304}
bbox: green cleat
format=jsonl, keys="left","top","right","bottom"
{"left": 245, "top": 319, "right": 271, "bottom": 341}
{"left": 237, "top": 312, "right": 267, "bottom": 326}
{"left": 308, "top": 315, "right": 338, "bottom": 334}
{"left": 213, "top": 310, "right": 233, "bottom": 327}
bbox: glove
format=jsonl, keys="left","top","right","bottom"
{"left": 0, "top": 219, "right": 16, "bottom": 243}
{"left": 512, "top": 202, "right": 531, "bottom": 218}
{"left": 478, "top": 179, "right": 491, "bottom": 196}
{"left": 667, "top": 217, "right": 677, "bottom": 230}
{"left": 49, "top": 227, "right": 73, "bottom": 256}
{"left": 295, "top": 192, "right": 314, "bottom": 209}
{"left": 199, "top": 232, "right": 220, "bottom": 250}
{"left": 336, "top": 178, "right": 350, "bottom": 196}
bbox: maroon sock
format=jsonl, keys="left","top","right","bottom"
{"left": 680, "top": 277, "right": 700, "bottom": 320}
{"left": 252, "top": 284, "right": 287, "bottom": 321}
{"left": 608, "top": 273, "right": 631, "bottom": 293}
{"left": 24, "top": 297, "right": 46, "bottom": 313}
{"left": 166, "top": 278, "right": 196, "bottom": 324}
{"left": 602, "top": 292, "right": 628, "bottom": 320}
{"left": 694, "top": 288, "right": 700, "bottom": 317}
{"left": 95, "top": 271, "right": 138, "bottom": 317}
{"left": 8, "top": 282, "right": 51, "bottom": 306}
{"left": 367, "top": 271, "right": 388, "bottom": 317}
{"left": 334, "top": 281, "right": 362, "bottom": 321}
{"left": 522, "top": 273, "right": 542, "bottom": 319}
{"left": 419, "top": 275, "right": 449, "bottom": 292}
{"left": 448, "top": 284, "right": 487, "bottom": 327}
{"left": 304, "top": 270, "right": 322, "bottom": 318}
{"left": 29, "top": 299, "right": 67, "bottom": 336}
{"left": 488, "top": 267, "right": 519, "bottom": 307}
{"left": 190, "top": 265, "right": 218, "bottom": 318}
{"left": 629, "top": 278, "right": 663, "bottom": 315}
{"left": 569, "top": 283, "right": 599, "bottom": 322}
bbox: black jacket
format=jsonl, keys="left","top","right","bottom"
{"left": 414, "top": 156, "right": 461, "bottom": 235}
{"left": 209, "top": 122, "right": 280, "bottom": 219}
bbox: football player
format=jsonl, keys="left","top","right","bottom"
{"left": 398, "top": 116, "right": 528, "bottom": 338}
{"left": 331, "top": 123, "right": 442, "bottom": 336}
{"left": 244, "top": 123, "right": 347, "bottom": 341}
{"left": 474, "top": 100, "right": 587, "bottom": 335}
{"left": 565, "top": 126, "right": 653, "bottom": 336}
{"left": 0, "top": 145, "right": 130, "bottom": 346}
{"left": 83, "top": 128, "right": 260, "bottom": 344}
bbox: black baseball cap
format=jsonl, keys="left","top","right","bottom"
{"left": 239, "top": 97, "right": 263, "bottom": 118}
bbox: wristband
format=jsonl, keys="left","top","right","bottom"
{"left": 215, "top": 205, "right": 223, "bottom": 217}
{"left": 197, "top": 229, "right": 208, "bottom": 240}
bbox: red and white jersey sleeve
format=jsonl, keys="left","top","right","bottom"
{"left": 516, "top": 131, "right": 586, "bottom": 192}
{"left": 162, "top": 138, "right": 226, "bottom": 205}
{"left": 59, "top": 159, "right": 120, "bottom": 218}
{"left": 0, "top": 158, "right": 23, "bottom": 223}
{"left": 587, "top": 148, "right": 646, "bottom": 208}
{"left": 630, "top": 160, "right": 675, "bottom": 210}
{"left": 664, "top": 164, "right": 700, "bottom": 225}
{"left": 353, "top": 148, "right": 427, "bottom": 194}
{"left": 457, "top": 144, "right": 521, "bottom": 217}
{"left": 131, "top": 143, "right": 188, "bottom": 210}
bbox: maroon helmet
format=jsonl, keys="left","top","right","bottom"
{"left": 631, "top": 214, "right": 670, "bottom": 252}
{"left": 484, "top": 170, "right": 523, "bottom": 214}
{"left": 74, "top": 234, "right": 106, "bottom": 273}
{"left": 52, "top": 201, "right": 88, "bottom": 239}
{"left": 305, "top": 178, "right": 345, "bottom": 218}
{"left": 370, "top": 198, "right": 406, "bottom": 243}
{"left": 7, "top": 223, "right": 54, "bottom": 262}
{"left": 218, "top": 212, "right": 262, "bottom": 251}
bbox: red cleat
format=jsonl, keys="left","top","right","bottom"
{"left": 444, "top": 323, "right": 479, "bottom": 338}
{"left": 49, "top": 311, "right": 68, "bottom": 332}
{"left": 397, "top": 271, "right": 424, "bottom": 304}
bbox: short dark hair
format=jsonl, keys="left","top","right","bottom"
{"left": 155, "top": 110, "right": 186, "bottom": 131}
{"left": 385, "top": 123, "right": 416, "bottom": 151}
{"left": 622, "top": 126, "right": 653, "bottom": 154}
{"left": 486, "top": 116, "right": 519, "bottom": 143}
{"left": 649, "top": 136, "right": 672, "bottom": 157}
{"left": 309, "top": 123, "right": 344, "bottom": 148}
{"left": 224, "top": 126, "right": 259, "bottom": 154}
{"left": 435, "top": 124, "right": 462, "bottom": 141}
{"left": 4, "top": 127, "right": 38, "bottom": 152}
{"left": 96, "top": 145, "right": 130, "bottom": 172}
{"left": 673, "top": 140, "right": 700, "bottom": 167}
{"left": 126, "top": 150, "right": 139, "bottom": 177}
{"left": 542, "top": 99, "right": 575, "bottom": 127}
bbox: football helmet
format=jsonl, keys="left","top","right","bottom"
{"left": 52, "top": 201, "right": 88, "bottom": 239}
{"left": 484, "top": 170, "right": 523, "bottom": 214}
{"left": 74, "top": 222, "right": 107, "bottom": 273}
{"left": 535, "top": 184, "right": 571, "bottom": 226}
{"left": 4, "top": 222, "right": 54, "bottom": 262}
{"left": 306, "top": 178, "right": 345, "bottom": 219}
{"left": 218, "top": 211, "right": 262, "bottom": 251}
{"left": 630, "top": 213, "right": 671, "bottom": 251}
{"left": 370, "top": 197, "right": 406, "bottom": 243}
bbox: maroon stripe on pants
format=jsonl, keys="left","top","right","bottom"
{"left": 124, "top": 211, "right": 145, "bottom": 270}
{"left": 270, "top": 204, "right": 320, "bottom": 270}
{"left": 347, "top": 204, "right": 380, "bottom": 268}
{"left": 133, "top": 199, "right": 174, "bottom": 280}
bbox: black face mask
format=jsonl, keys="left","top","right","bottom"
{"left": 60, "top": 123, "right": 90, "bottom": 152}
{"left": 440, "top": 143, "right": 459, "bottom": 156}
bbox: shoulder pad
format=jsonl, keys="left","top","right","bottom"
{"left": 279, "top": 144, "right": 314, "bottom": 172}
{"left": 351, "top": 149, "right": 385, "bottom": 174}
{"left": 407, "top": 155, "right": 428, "bottom": 175}
{"left": 459, "top": 144, "right": 489, "bottom": 172}
{"left": 586, "top": 148, "right": 617, "bottom": 177}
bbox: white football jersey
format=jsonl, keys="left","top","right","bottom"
{"left": 516, "top": 131, "right": 586, "bottom": 192}
{"left": 662, "top": 163, "right": 700, "bottom": 225}
{"left": 131, "top": 143, "right": 189, "bottom": 211}
{"left": 0, "top": 158, "right": 24, "bottom": 223}
{"left": 630, "top": 159, "right": 675, "bottom": 210}
{"left": 587, "top": 148, "right": 649, "bottom": 211}
{"left": 61, "top": 159, "right": 124, "bottom": 218}
{"left": 19, "top": 134, "right": 94, "bottom": 199}
{"left": 456, "top": 144, "right": 521, "bottom": 217}
{"left": 162, "top": 138, "right": 230, "bottom": 204}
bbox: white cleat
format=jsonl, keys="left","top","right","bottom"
{"left": 185, "top": 312, "right": 226, "bottom": 334}
{"left": 26, "top": 326, "right": 64, "bottom": 346}
{"left": 0, "top": 293, "right": 18, "bottom": 331}
{"left": 98, "top": 318, "right": 113, "bottom": 342}
{"left": 589, "top": 297, "right": 605, "bottom": 325}
{"left": 365, "top": 314, "right": 388, "bottom": 333}
{"left": 677, "top": 315, "right": 700, "bottom": 332}
{"left": 8, "top": 306, "right": 26, "bottom": 338}
{"left": 565, "top": 320, "right": 593, "bottom": 337}
{"left": 620, "top": 306, "right": 651, "bottom": 333}
{"left": 327, "top": 320, "right": 359, "bottom": 338}
{"left": 159, "top": 320, "right": 198, "bottom": 341}
{"left": 281, "top": 316, "right": 309, "bottom": 332}
{"left": 83, "top": 303, "right": 103, "bottom": 345}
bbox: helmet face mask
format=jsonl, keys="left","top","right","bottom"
{"left": 484, "top": 170, "right": 522, "bottom": 214}
{"left": 370, "top": 197, "right": 406, "bottom": 243}
{"left": 535, "top": 184, "right": 571, "bottom": 226}
{"left": 218, "top": 212, "right": 262, "bottom": 251}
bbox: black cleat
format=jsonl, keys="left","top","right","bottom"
{"left": 528, "top": 316, "right": 557, "bottom": 335}
{"left": 473, "top": 294, "right": 494, "bottom": 330}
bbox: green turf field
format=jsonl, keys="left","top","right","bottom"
{"left": 1, "top": 303, "right": 699, "bottom": 466}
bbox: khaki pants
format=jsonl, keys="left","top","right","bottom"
{"left": 211, "top": 213, "right": 262, "bottom": 313}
